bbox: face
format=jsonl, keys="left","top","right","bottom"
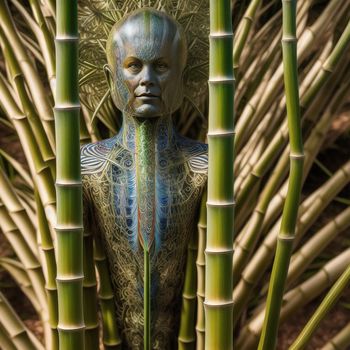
{"left": 106, "top": 10, "right": 187, "bottom": 118}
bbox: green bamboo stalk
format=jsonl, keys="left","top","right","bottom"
{"left": 233, "top": 158, "right": 350, "bottom": 326}
{"left": 321, "top": 323, "right": 350, "bottom": 350}
{"left": 83, "top": 232, "right": 99, "bottom": 350}
{"left": 258, "top": 2, "right": 303, "bottom": 347}
{"left": 232, "top": 75, "right": 349, "bottom": 288}
{"left": 178, "top": 222, "right": 198, "bottom": 350}
{"left": 237, "top": 249, "right": 350, "bottom": 350}
{"left": 55, "top": 0, "right": 84, "bottom": 349}
{"left": 196, "top": 192, "right": 207, "bottom": 350}
{"left": 0, "top": 0, "right": 55, "bottom": 148}
{"left": 0, "top": 291, "right": 44, "bottom": 350}
{"left": 34, "top": 189, "right": 59, "bottom": 350}
{"left": 205, "top": 1, "right": 235, "bottom": 349}
{"left": 93, "top": 235, "right": 121, "bottom": 349}
{"left": 289, "top": 264, "right": 350, "bottom": 350}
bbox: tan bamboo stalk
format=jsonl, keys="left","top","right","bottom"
{"left": 0, "top": 323, "right": 17, "bottom": 350}
{"left": 287, "top": 206, "right": 350, "bottom": 288}
{"left": 0, "top": 75, "right": 56, "bottom": 230}
{"left": 55, "top": 0, "right": 84, "bottom": 348}
{"left": 321, "top": 323, "right": 350, "bottom": 350}
{"left": 236, "top": 249, "right": 350, "bottom": 350}
{"left": 290, "top": 264, "right": 350, "bottom": 349}
{"left": 233, "top": 0, "right": 262, "bottom": 74}
{"left": 0, "top": 25, "right": 55, "bottom": 174}
{"left": 0, "top": 167, "right": 38, "bottom": 257}
{"left": 235, "top": 0, "right": 346, "bottom": 153}
{"left": 196, "top": 192, "right": 207, "bottom": 350}
{"left": 233, "top": 159, "right": 350, "bottom": 323}
{"left": 0, "top": 202, "right": 47, "bottom": 312}
{"left": 0, "top": 0, "right": 55, "bottom": 148}
{"left": 28, "top": 0, "right": 55, "bottom": 85}
{"left": 205, "top": 0, "right": 235, "bottom": 349}
{"left": 93, "top": 235, "right": 121, "bottom": 349}
{"left": 0, "top": 291, "right": 44, "bottom": 350}
{"left": 0, "top": 257, "right": 41, "bottom": 313}
{"left": 0, "top": 150, "right": 33, "bottom": 188}
{"left": 10, "top": 0, "right": 55, "bottom": 91}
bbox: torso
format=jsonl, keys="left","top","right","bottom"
{"left": 81, "top": 134, "right": 207, "bottom": 349}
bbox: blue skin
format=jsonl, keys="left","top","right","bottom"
{"left": 81, "top": 10, "right": 207, "bottom": 349}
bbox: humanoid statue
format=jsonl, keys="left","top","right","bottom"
{"left": 81, "top": 9, "right": 207, "bottom": 349}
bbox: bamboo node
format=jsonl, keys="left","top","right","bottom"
{"left": 206, "top": 200, "right": 235, "bottom": 207}
{"left": 209, "top": 32, "right": 233, "bottom": 38}
{"left": 282, "top": 36, "right": 297, "bottom": 43}
{"left": 55, "top": 180, "right": 82, "bottom": 187}
{"left": 56, "top": 275, "right": 84, "bottom": 282}
{"left": 57, "top": 324, "right": 85, "bottom": 332}
{"left": 204, "top": 300, "right": 234, "bottom": 308}
{"left": 208, "top": 77, "right": 234, "bottom": 84}
{"left": 207, "top": 130, "right": 235, "bottom": 137}
{"left": 277, "top": 234, "right": 295, "bottom": 241}
{"left": 55, "top": 225, "right": 83, "bottom": 232}
{"left": 290, "top": 153, "right": 305, "bottom": 160}
{"left": 178, "top": 336, "right": 196, "bottom": 343}
{"left": 54, "top": 104, "right": 80, "bottom": 111}
{"left": 55, "top": 35, "right": 79, "bottom": 42}
{"left": 182, "top": 293, "right": 196, "bottom": 300}
{"left": 205, "top": 248, "right": 234, "bottom": 255}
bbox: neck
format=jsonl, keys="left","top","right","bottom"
{"left": 117, "top": 113, "right": 175, "bottom": 152}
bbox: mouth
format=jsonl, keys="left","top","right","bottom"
{"left": 136, "top": 93, "right": 160, "bottom": 98}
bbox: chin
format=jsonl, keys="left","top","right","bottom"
{"left": 134, "top": 105, "right": 164, "bottom": 118}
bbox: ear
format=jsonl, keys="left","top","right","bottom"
{"left": 103, "top": 64, "right": 114, "bottom": 92}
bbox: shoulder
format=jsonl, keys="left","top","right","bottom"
{"left": 80, "top": 137, "right": 116, "bottom": 175}
{"left": 176, "top": 134, "right": 208, "bottom": 174}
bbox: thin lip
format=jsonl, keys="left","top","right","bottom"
{"left": 136, "top": 93, "right": 160, "bottom": 98}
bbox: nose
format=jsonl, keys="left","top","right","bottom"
{"left": 140, "top": 65, "right": 156, "bottom": 87}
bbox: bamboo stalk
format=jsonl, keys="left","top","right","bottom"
{"left": 196, "top": 192, "right": 207, "bottom": 350}
{"left": 205, "top": 1, "right": 235, "bottom": 349}
{"left": 258, "top": 2, "right": 303, "bottom": 347}
{"left": 0, "top": 75, "right": 56, "bottom": 230}
{"left": 321, "top": 323, "right": 350, "bottom": 350}
{"left": 34, "top": 189, "right": 58, "bottom": 350}
{"left": 0, "top": 291, "right": 44, "bottom": 350}
{"left": 178, "top": 222, "right": 198, "bottom": 349}
{"left": 237, "top": 249, "right": 350, "bottom": 350}
{"left": 93, "top": 235, "right": 121, "bottom": 349}
{"left": 55, "top": 0, "right": 84, "bottom": 349}
{"left": 233, "top": 159, "right": 350, "bottom": 325}
{"left": 0, "top": 0, "right": 55, "bottom": 148}
{"left": 0, "top": 323, "right": 17, "bottom": 350}
{"left": 83, "top": 232, "right": 99, "bottom": 350}
{"left": 289, "top": 264, "right": 350, "bottom": 350}
{"left": 0, "top": 257, "right": 41, "bottom": 314}
{"left": 287, "top": 206, "right": 350, "bottom": 288}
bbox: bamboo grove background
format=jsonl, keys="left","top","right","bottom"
{"left": 0, "top": 0, "right": 350, "bottom": 349}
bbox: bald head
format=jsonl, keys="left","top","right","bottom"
{"left": 105, "top": 9, "right": 188, "bottom": 117}
{"left": 107, "top": 9, "right": 187, "bottom": 75}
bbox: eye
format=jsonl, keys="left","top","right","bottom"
{"left": 155, "top": 61, "right": 169, "bottom": 72}
{"left": 126, "top": 60, "right": 142, "bottom": 73}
